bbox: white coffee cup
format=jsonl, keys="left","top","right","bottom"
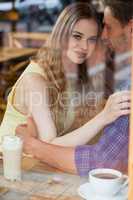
{"left": 89, "top": 168, "right": 128, "bottom": 197}
{"left": 2, "top": 135, "right": 23, "bottom": 181}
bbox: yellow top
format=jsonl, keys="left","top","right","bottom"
{"left": 0, "top": 61, "right": 75, "bottom": 143}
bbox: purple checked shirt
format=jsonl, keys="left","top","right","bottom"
{"left": 75, "top": 115, "right": 129, "bottom": 176}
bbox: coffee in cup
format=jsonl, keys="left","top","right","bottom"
{"left": 93, "top": 173, "right": 119, "bottom": 179}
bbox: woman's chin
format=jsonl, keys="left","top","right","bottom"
{"left": 70, "top": 58, "right": 85, "bottom": 64}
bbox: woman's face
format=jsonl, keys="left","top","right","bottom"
{"left": 67, "top": 19, "right": 98, "bottom": 64}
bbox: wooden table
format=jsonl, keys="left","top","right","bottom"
{"left": 0, "top": 157, "right": 85, "bottom": 200}
{"left": 0, "top": 47, "right": 37, "bottom": 64}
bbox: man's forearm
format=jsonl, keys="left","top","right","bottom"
{"left": 31, "top": 138, "right": 77, "bottom": 174}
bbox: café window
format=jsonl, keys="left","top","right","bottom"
{"left": 0, "top": 0, "right": 132, "bottom": 198}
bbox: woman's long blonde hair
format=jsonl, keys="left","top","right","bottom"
{"left": 35, "top": 2, "right": 102, "bottom": 135}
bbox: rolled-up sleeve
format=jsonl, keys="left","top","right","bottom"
{"left": 75, "top": 116, "right": 129, "bottom": 177}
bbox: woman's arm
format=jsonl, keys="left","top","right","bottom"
{"left": 51, "top": 111, "right": 106, "bottom": 146}
{"left": 24, "top": 74, "right": 130, "bottom": 146}
{"left": 24, "top": 74, "right": 57, "bottom": 141}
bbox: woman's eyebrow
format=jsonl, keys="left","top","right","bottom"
{"left": 72, "top": 31, "right": 97, "bottom": 39}
{"left": 72, "top": 31, "right": 84, "bottom": 35}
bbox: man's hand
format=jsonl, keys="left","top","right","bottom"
{"left": 27, "top": 117, "right": 38, "bottom": 138}
{"left": 15, "top": 117, "right": 38, "bottom": 155}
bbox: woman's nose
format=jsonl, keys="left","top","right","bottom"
{"left": 81, "top": 39, "right": 88, "bottom": 51}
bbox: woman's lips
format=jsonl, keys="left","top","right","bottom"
{"left": 75, "top": 51, "right": 87, "bottom": 58}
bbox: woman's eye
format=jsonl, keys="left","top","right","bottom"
{"left": 88, "top": 37, "right": 97, "bottom": 44}
{"left": 73, "top": 35, "right": 81, "bottom": 40}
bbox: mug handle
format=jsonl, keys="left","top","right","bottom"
{"left": 121, "top": 175, "right": 128, "bottom": 190}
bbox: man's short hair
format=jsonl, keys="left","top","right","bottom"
{"left": 103, "top": 0, "right": 133, "bottom": 25}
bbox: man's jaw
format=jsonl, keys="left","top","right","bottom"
{"left": 102, "top": 39, "right": 115, "bottom": 51}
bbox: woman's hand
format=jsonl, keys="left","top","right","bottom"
{"left": 101, "top": 91, "right": 130, "bottom": 125}
{"left": 15, "top": 117, "right": 38, "bottom": 155}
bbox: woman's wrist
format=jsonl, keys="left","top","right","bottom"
{"left": 97, "top": 110, "right": 107, "bottom": 128}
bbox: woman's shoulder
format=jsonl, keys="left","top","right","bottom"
{"left": 24, "top": 60, "right": 44, "bottom": 75}
{"left": 23, "top": 72, "right": 46, "bottom": 86}
{"left": 19, "top": 60, "right": 46, "bottom": 82}
{"left": 11, "top": 61, "right": 47, "bottom": 95}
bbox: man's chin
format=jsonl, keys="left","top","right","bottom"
{"left": 102, "top": 40, "right": 114, "bottom": 51}
{"left": 107, "top": 42, "right": 115, "bottom": 50}
{"left": 110, "top": 44, "right": 124, "bottom": 53}
{"left": 109, "top": 40, "right": 126, "bottom": 53}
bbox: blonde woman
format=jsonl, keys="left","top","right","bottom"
{"left": 0, "top": 2, "right": 130, "bottom": 146}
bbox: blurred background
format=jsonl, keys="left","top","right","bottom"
{"left": 0, "top": 0, "right": 104, "bottom": 46}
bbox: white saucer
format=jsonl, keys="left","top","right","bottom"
{"left": 78, "top": 182, "right": 128, "bottom": 200}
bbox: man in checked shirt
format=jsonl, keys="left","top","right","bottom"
{"left": 16, "top": 0, "right": 132, "bottom": 176}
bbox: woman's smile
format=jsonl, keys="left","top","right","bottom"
{"left": 74, "top": 50, "right": 87, "bottom": 58}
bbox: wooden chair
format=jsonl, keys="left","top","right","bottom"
{"left": 9, "top": 60, "right": 30, "bottom": 73}
{"left": 7, "top": 32, "right": 49, "bottom": 72}
{"left": 8, "top": 32, "right": 50, "bottom": 48}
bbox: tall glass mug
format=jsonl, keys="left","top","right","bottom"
{"left": 2, "top": 135, "right": 23, "bottom": 181}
